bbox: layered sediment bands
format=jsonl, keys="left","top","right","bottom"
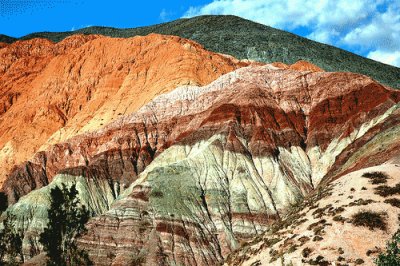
{"left": 0, "top": 34, "right": 249, "bottom": 186}
{"left": 5, "top": 65, "right": 400, "bottom": 264}
{"left": 6, "top": 173, "right": 121, "bottom": 257}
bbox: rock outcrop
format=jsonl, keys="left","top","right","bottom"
{"left": 0, "top": 33, "right": 249, "bottom": 186}
{"left": 5, "top": 62, "right": 400, "bottom": 265}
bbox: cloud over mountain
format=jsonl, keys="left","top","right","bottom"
{"left": 184, "top": 0, "right": 400, "bottom": 67}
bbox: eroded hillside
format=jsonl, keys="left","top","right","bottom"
{"left": 3, "top": 60, "right": 400, "bottom": 265}
{"left": 0, "top": 34, "right": 250, "bottom": 186}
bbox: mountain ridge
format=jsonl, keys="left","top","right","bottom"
{"left": 1, "top": 15, "right": 399, "bottom": 89}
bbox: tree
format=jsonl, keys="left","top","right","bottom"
{"left": 39, "top": 184, "right": 92, "bottom": 266}
{"left": 376, "top": 229, "right": 400, "bottom": 265}
{"left": 0, "top": 191, "right": 8, "bottom": 214}
{"left": 0, "top": 213, "right": 24, "bottom": 265}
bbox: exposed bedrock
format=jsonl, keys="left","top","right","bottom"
{"left": 0, "top": 33, "right": 250, "bottom": 186}
{"left": 4, "top": 65, "right": 400, "bottom": 264}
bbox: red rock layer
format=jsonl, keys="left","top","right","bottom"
{"left": 3, "top": 65, "right": 398, "bottom": 204}
{"left": 4, "top": 64, "right": 400, "bottom": 265}
{"left": 0, "top": 33, "right": 249, "bottom": 186}
{"left": 75, "top": 67, "right": 400, "bottom": 265}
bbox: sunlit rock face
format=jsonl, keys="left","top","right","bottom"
{"left": 4, "top": 60, "right": 400, "bottom": 265}
{"left": 74, "top": 65, "right": 400, "bottom": 265}
{"left": 0, "top": 33, "right": 249, "bottom": 188}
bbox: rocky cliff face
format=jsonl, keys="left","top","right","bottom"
{"left": 4, "top": 59, "right": 400, "bottom": 265}
{"left": 0, "top": 33, "right": 249, "bottom": 187}
{"left": 74, "top": 65, "right": 400, "bottom": 265}
{"left": 2, "top": 32, "right": 400, "bottom": 266}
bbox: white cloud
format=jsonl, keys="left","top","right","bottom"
{"left": 368, "top": 50, "right": 400, "bottom": 67}
{"left": 344, "top": 5, "right": 400, "bottom": 48}
{"left": 70, "top": 25, "right": 92, "bottom": 32}
{"left": 160, "top": 9, "right": 170, "bottom": 22}
{"left": 183, "top": 0, "right": 400, "bottom": 67}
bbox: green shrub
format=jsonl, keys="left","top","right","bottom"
{"left": 384, "top": 198, "right": 400, "bottom": 208}
{"left": 375, "top": 230, "right": 400, "bottom": 265}
{"left": 351, "top": 210, "right": 387, "bottom": 230}
{"left": 375, "top": 183, "right": 400, "bottom": 197}
{"left": 362, "top": 172, "right": 389, "bottom": 184}
{"left": 150, "top": 189, "right": 164, "bottom": 198}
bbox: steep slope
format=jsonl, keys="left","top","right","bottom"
{"left": 5, "top": 15, "right": 400, "bottom": 89}
{"left": 0, "top": 33, "right": 249, "bottom": 186}
{"left": 5, "top": 64, "right": 400, "bottom": 265}
{"left": 226, "top": 163, "right": 400, "bottom": 266}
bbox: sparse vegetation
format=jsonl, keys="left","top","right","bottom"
{"left": 349, "top": 198, "right": 376, "bottom": 206}
{"left": 305, "top": 255, "right": 329, "bottom": 266}
{"left": 375, "top": 183, "right": 400, "bottom": 197}
{"left": 129, "top": 251, "right": 147, "bottom": 265}
{"left": 313, "top": 235, "right": 323, "bottom": 241}
{"left": 351, "top": 210, "right": 387, "bottom": 230}
{"left": 384, "top": 198, "right": 400, "bottom": 208}
{"left": 355, "top": 258, "right": 365, "bottom": 264}
{"left": 333, "top": 215, "right": 346, "bottom": 223}
{"left": 302, "top": 247, "right": 312, "bottom": 258}
{"left": 362, "top": 172, "right": 389, "bottom": 184}
{"left": 0, "top": 192, "right": 7, "bottom": 214}
{"left": 298, "top": 236, "right": 310, "bottom": 245}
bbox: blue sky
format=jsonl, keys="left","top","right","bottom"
{"left": 1, "top": 0, "right": 399, "bottom": 67}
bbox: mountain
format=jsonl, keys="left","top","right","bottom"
{"left": 0, "top": 33, "right": 249, "bottom": 189}
{"left": 4, "top": 59, "right": 400, "bottom": 265}
{"left": 1, "top": 16, "right": 400, "bottom": 266}
{"left": 3, "top": 15, "right": 400, "bottom": 89}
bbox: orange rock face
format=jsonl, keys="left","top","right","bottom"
{"left": 0, "top": 34, "right": 250, "bottom": 185}
{"left": 270, "top": 60, "right": 324, "bottom": 71}
{"left": 289, "top": 60, "right": 324, "bottom": 72}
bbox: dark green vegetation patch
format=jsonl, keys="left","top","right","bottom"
{"left": 375, "top": 183, "right": 400, "bottom": 197}
{"left": 362, "top": 171, "right": 389, "bottom": 184}
{"left": 351, "top": 210, "right": 387, "bottom": 231}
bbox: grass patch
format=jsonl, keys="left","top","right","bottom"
{"left": 362, "top": 171, "right": 389, "bottom": 184}
{"left": 351, "top": 210, "right": 387, "bottom": 230}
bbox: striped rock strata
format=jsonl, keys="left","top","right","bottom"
{"left": 0, "top": 33, "right": 249, "bottom": 186}
{"left": 6, "top": 64, "right": 400, "bottom": 265}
